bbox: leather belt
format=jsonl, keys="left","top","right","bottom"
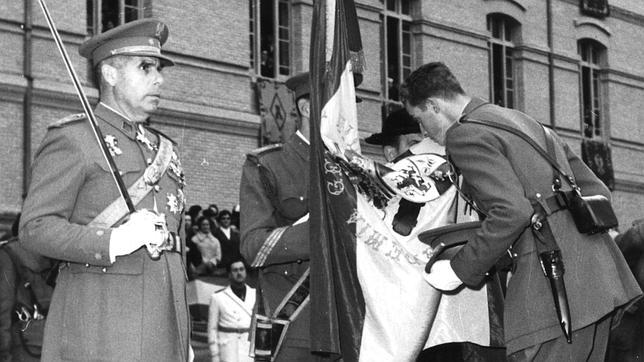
{"left": 543, "top": 191, "right": 572, "bottom": 214}
{"left": 218, "top": 326, "right": 250, "bottom": 333}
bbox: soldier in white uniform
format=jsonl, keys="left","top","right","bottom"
{"left": 208, "top": 259, "right": 256, "bottom": 362}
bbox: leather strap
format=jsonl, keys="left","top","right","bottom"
{"left": 272, "top": 268, "right": 310, "bottom": 321}
{"left": 88, "top": 134, "right": 174, "bottom": 228}
{"left": 460, "top": 118, "right": 579, "bottom": 191}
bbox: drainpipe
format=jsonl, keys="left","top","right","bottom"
{"left": 23, "top": 0, "right": 34, "bottom": 195}
{"left": 547, "top": 0, "right": 555, "bottom": 127}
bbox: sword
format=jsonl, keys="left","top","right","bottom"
{"left": 531, "top": 213, "right": 573, "bottom": 343}
{"left": 37, "top": 0, "right": 134, "bottom": 213}
{"left": 539, "top": 249, "right": 572, "bottom": 343}
{"left": 37, "top": 0, "right": 163, "bottom": 259}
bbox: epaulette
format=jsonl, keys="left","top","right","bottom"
{"left": 147, "top": 126, "right": 177, "bottom": 145}
{"left": 246, "top": 143, "right": 283, "bottom": 164}
{"left": 48, "top": 113, "right": 86, "bottom": 129}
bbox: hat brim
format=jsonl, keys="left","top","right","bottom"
{"left": 365, "top": 133, "right": 391, "bottom": 145}
{"left": 108, "top": 51, "right": 175, "bottom": 67}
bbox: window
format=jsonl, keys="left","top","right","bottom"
{"left": 487, "top": 14, "right": 518, "bottom": 109}
{"left": 87, "top": 0, "right": 147, "bottom": 35}
{"left": 580, "top": 0, "right": 609, "bottom": 19}
{"left": 249, "top": 0, "right": 291, "bottom": 78}
{"left": 578, "top": 39, "right": 605, "bottom": 139}
{"left": 382, "top": 0, "right": 413, "bottom": 103}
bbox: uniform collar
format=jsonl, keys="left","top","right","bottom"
{"left": 286, "top": 132, "right": 309, "bottom": 162}
{"left": 447, "top": 97, "right": 490, "bottom": 135}
{"left": 295, "top": 130, "right": 309, "bottom": 145}
{"left": 224, "top": 285, "right": 254, "bottom": 312}
{"left": 96, "top": 102, "right": 146, "bottom": 140}
{"left": 459, "top": 97, "right": 489, "bottom": 122}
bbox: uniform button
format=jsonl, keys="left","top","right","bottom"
{"left": 536, "top": 193, "right": 542, "bottom": 198}
{"left": 147, "top": 158, "right": 152, "bottom": 165}
{"left": 299, "top": 196, "right": 304, "bottom": 201}
{"left": 96, "top": 230, "right": 104, "bottom": 236}
{"left": 154, "top": 185, "right": 160, "bottom": 192}
{"left": 284, "top": 270, "right": 288, "bottom": 276}
{"left": 296, "top": 259, "right": 302, "bottom": 264}
{"left": 94, "top": 253, "right": 102, "bottom": 261}
{"left": 102, "top": 268, "right": 107, "bottom": 273}
{"left": 85, "top": 263, "right": 90, "bottom": 268}
{"left": 119, "top": 171, "right": 124, "bottom": 176}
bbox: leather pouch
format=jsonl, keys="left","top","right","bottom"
{"left": 567, "top": 192, "right": 618, "bottom": 234}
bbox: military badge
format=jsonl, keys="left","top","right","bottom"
{"left": 136, "top": 129, "right": 157, "bottom": 151}
{"left": 176, "top": 189, "right": 186, "bottom": 212}
{"left": 169, "top": 151, "right": 185, "bottom": 187}
{"left": 104, "top": 135, "right": 122, "bottom": 156}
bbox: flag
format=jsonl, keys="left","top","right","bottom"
{"left": 309, "top": 0, "right": 364, "bottom": 359}
{"left": 308, "top": 1, "right": 503, "bottom": 360}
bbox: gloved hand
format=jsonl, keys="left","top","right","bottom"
{"left": 109, "top": 210, "right": 166, "bottom": 262}
{"left": 423, "top": 260, "right": 463, "bottom": 291}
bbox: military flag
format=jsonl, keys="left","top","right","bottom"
{"left": 309, "top": 0, "right": 364, "bottom": 360}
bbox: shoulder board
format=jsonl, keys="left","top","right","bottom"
{"left": 48, "top": 113, "right": 86, "bottom": 129}
{"left": 146, "top": 126, "right": 177, "bottom": 145}
{"left": 215, "top": 288, "right": 226, "bottom": 294}
{"left": 246, "top": 143, "right": 283, "bottom": 163}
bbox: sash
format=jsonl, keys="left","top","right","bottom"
{"left": 88, "top": 134, "right": 174, "bottom": 228}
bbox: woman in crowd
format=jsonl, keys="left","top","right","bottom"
{"left": 190, "top": 216, "right": 222, "bottom": 275}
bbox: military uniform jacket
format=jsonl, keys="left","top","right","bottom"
{"left": 208, "top": 285, "right": 256, "bottom": 362}
{"left": 19, "top": 104, "right": 189, "bottom": 361}
{"left": 446, "top": 98, "right": 642, "bottom": 354}
{"left": 239, "top": 133, "right": 310, "bottom": 356}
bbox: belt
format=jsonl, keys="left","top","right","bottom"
{"left": 543, "top": 191, "right": 572, "bottom": 214}
{"left": 218, "top": 326, "right": 250, "bottom": 333}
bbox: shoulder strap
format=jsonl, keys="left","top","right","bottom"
{"left": 460, "top": 118, "right": 578, "bottom": 189}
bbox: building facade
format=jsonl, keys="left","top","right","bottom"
{"left": 1, "top": 0, "right": 643, "bottom": 235}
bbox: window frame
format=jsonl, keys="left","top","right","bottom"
{"left": 487, "top": 14, "right": 517, "bottom": 109}
{"left": 578, "top": 39, "right": 606, "bottom": 140}
{"left": 87, "top": 0, "right": 145, "bottom": 36}
{"left": 381, "top": 0, "right": 414, "bottom": 105}
{"left": 249, "top": 0, "right": 292, "bottom": 80}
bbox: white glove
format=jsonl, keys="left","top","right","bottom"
{"left": 423, "top": 260, "right": 463, "bottom": 291}
{"left": 109, "top": 210, "right": 166, "bottom": 262}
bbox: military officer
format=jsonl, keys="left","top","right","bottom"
{"left": 208, "top": 259, "right": 256, "bottom": 362}
{"left": 239, "top": 72, "right": 312, "bottom": 361}
{"left": 403, "top": 62, "right": 641, "bottom": 361}
{"left": 19, "top": 19, "right": 190, "bottom": 361}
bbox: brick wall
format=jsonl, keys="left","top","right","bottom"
{"left": 1, "top": 0, "right": 644, "bottom": 232}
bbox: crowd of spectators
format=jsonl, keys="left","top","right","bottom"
{"left": 184, "top": 204, "right": 243, "bottom": 279}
